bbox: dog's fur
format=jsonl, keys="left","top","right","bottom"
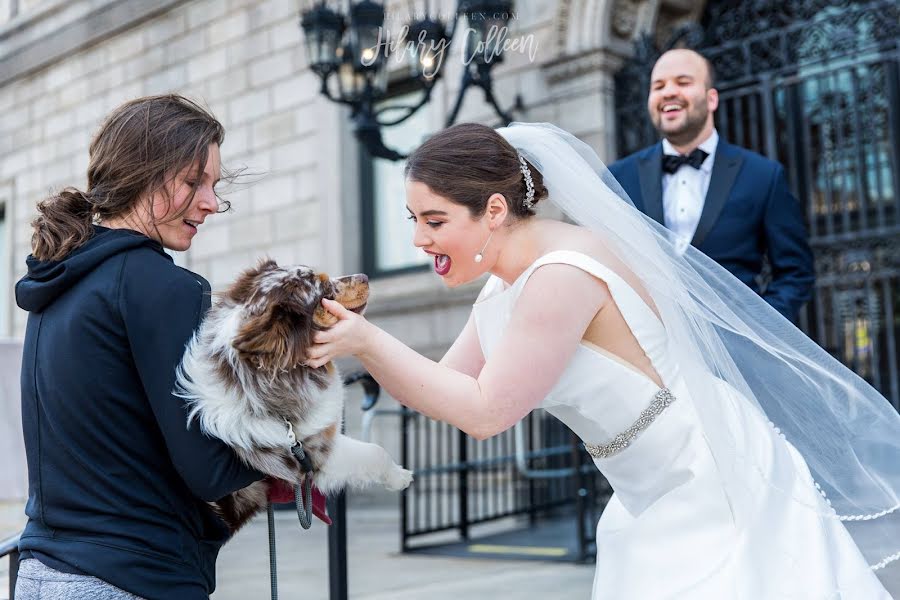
{"left": 175, "top": 259, "right": 412, "bottom": 533}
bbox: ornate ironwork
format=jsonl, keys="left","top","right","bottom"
{"left": 299, "top": 0, "right": 522, "bottom": 161}
{"left": 616, "top": 0, "right": 900, "bottom": 155}
{"left": 614, "top": 0, "right": 900, "bottom": 407}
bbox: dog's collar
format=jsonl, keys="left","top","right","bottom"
{"left": 284, "top": 418, "right": 297, "bottom": 448}
{"left": 284, "top": 419, "right": 315, "bottom": 474}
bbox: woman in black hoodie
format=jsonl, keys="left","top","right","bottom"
{"left": 14, "top": 94, "right": 263, "bottom": 600}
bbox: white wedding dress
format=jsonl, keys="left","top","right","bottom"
{"left": 473, "top": 250, "right": 892, "bottom": 600}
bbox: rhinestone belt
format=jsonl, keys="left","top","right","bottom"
{"left": 583, "top": 388, "right": 676, "bottom": 459}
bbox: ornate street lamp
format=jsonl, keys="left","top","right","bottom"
{"left": 300, "top": 0, "right": 521, "bottom": 160}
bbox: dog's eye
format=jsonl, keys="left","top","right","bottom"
{"left": 322, "top": 281, "right": 337, "bottom": 300}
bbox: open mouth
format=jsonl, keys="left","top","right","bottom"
{"left": 661, "top": 103, "right": 684, "bottom": 116}
{"left": 434, "top": 254, "right": 451, "bottom": 276}
{"left": 183, "top": 219, "right": 201, "bottom": 233}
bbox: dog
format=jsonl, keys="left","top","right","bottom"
{"left": 175, "top": 259, "right": 413, "bottom": 533}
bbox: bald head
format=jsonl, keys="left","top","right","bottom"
{"left": 652, "top": 49, "right": 715, "bottom": 90}
{"left": 647, "top": 48, "right": 718, "bottom": 150}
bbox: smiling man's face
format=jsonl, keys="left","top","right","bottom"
{"left": 647, "top": 49, "right": 718, "bottom": 147}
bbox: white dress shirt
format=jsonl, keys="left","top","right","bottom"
{"left": 661, "top": 129, "right": 719, "bottom": 254}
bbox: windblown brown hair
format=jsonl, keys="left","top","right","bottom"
{"left": 31, "top": 94, "right": 233, "bottom": 261}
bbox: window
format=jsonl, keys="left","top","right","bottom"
{"left": 361, "top": 91, "right": 436, "bottom": 276}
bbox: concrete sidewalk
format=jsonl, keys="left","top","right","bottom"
{"left": 6, "top": 501, "right": 898, "bottom": 598}
{"left": 1, "top": 501, "right": 594, "bottom": 600}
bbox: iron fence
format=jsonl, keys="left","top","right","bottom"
{"left": 615, "top": 0, "right": 900, "bottom": 408}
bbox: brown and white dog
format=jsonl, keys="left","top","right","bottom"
{"left": 175, "top": 259, "right": 412, "bottom": 533}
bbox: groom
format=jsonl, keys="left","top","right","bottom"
{"left": 609, "top": 49, "right": 814, "bottom": 324}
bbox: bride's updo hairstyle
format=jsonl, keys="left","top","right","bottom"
{"left": 404, "top": 123, "right": 548, "bottom": 219}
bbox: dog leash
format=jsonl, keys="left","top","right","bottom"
{"left": 268, "top": 420, "right": 317, "bottom": 600}
{"left": 267, "top": 502, "right": 278, "bottom": 600}
{"left": 286, "top": 420, "right": 315, "bottom": 529}
{"left": 291, "top": 444, "right": 314, "bottom": 529}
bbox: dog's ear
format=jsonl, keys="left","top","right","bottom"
{"left": 232, "top": 311, "right": 283, "bottom": 356}
{"left": 231, "top": 306, "right": 287, "bottom": 356}
{"left": 258, "top": 257, "right": 279, "bottom": 271}
{"left": 226, "top": 259, "right": 281, "bottom": 306}
{"left": 233, "top": 306, "right": 309, "bottom": 371}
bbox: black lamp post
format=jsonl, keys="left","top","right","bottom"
{"left": 446, "top": 0, "right": 517, "bottom": 127}
{"left": 300, "top": 0, "right": 521, "bottom": 160}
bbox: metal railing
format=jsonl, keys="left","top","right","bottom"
{"left": 1, "top": 533, "right": 20, "bottom": 600}
{"left": 400, "top": 407, "right": 612, "bottom": 561}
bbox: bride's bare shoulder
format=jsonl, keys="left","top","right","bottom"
{"left": 542, "top": 222, "right": 619, "bottom": 263}
{"left": 540, "top": 222, "right": 657, "bottom": 308}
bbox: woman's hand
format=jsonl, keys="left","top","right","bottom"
{"left": 306, "top": 298, "right": 374, "bottom": 367}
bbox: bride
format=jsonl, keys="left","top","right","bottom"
{"left": 306, "top": 122, "right": 900, "bottom": 599}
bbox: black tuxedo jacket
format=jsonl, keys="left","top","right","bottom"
{"left": 609, "top": 140, "right": 815, "bottom": 322}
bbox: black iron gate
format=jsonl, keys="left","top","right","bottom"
{"left": 615, "top": 0, "right": 900, "bottom": 408}
{"left": 400, "top": 408, "right": 611, "bottom": 561}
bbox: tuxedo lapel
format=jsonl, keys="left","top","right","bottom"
{"left": 637, "top": 143, "right": 664, "bottom": 225}
{"left": 692, "top": 141, "right": 743, "bottom": 247}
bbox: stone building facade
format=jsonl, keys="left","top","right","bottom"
{"left": 0, "top": 0, "right": 700, "bottom": 342}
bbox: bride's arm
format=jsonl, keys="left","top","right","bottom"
{"left": 439, "top": 311, "right": 485, "bottom": 377}
{"left": 309, "top": 265, "right": 608, "bottom": 439}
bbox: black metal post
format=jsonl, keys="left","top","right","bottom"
{"left": 2, "top": 534, "right": 21, "bottom": 600}
{"left": 9, "top": 549, "right": 19, "bottom": 600}
{"left": 327, "top": 492, "right": 348, "bottom": 600}
{"left": 327, "top": 373, "right": 368, "bottom": 600}
{"left": 400, "top": 408, "right": 410, "bottom": 552}
{"left": 885, "top": 56, "right": 900, "bottom": 237}
{"left": 527, "top": 415, "right": 538, "bottom": 526}
{"left": 572, "top": 435, "right": 588, "bottom": 562}
{"left": 457, "top": 428, "right": 469, "bottom": 540}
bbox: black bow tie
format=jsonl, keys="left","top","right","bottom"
{"left": 661, "top": 148, "right": 709, "bottom": 174}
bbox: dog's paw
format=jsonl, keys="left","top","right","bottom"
{"left": 385, "top": 466, "right": 414, "bottom": 491}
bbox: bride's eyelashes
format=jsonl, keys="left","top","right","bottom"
{"left": 406, "top": 215, "right": 443, "bottom": 229}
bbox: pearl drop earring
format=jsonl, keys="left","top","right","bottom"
{"left": 474, "top": 230, "right": 494, "bottom": 263}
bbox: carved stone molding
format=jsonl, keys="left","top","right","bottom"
{"left": 542, "top": 49, "right": 624, "bottom": 84}
{"left": 611, "top": 0, "right": 641, "bottom": 39}
{"left": 0, "top": 0, "right": 187, "bottom": 87}
{"left": 555, "top": 0, "right": 573, "bottom": 55}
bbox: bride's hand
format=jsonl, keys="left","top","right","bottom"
{"left": 306, "top": 298, "right": 374, "bottom": 367}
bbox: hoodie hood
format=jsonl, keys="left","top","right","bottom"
{"left": 16, "top": 226, "right": 166, "bottom": 312}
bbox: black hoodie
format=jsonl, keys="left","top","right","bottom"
{"left": 16, "top": 226, "right": 263, "bottom": 599}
